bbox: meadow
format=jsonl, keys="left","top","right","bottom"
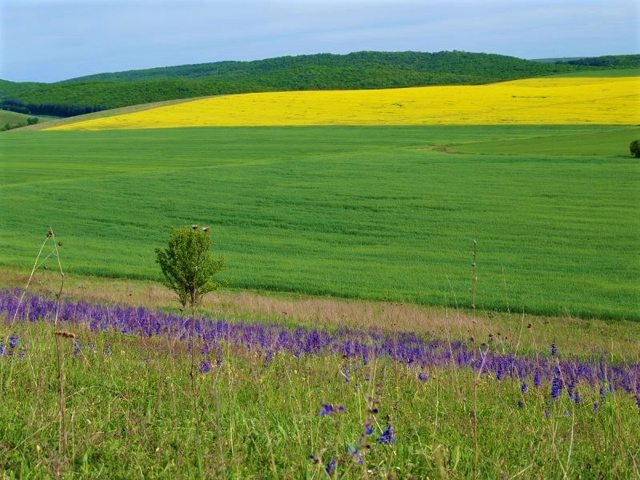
{"left": 1, "top": 286, "right": 639, "bottom": 478}
{"left": 2, "top": 125, "right": 639, "bottom": 320}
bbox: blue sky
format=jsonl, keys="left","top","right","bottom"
{"left": 1, "top": 0, "right": 638, "bottom": 83}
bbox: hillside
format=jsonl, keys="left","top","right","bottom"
{"left": 0, "top": 109, "right": 48, "bottom": 130}
{"left": 0, "top": 51, "right": 591, "bottom": 116}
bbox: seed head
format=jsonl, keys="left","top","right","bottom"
{"left": 191, "top": 224, "right": 198, "bottom": 230}
{"left": 202, "top": 226, "right": 210, "bottom": 232}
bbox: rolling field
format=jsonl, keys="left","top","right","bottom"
{"left": 47, "top": 77, "right": 640, "bottom": 130}
{"left": 0, "top": 109, "right": 49, "bottom": 129}
{"left": 2, "top": 125, "right": 639, "bottom": 320}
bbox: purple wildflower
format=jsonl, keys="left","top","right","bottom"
{"left": 418, "top": 372, "right": 429, "bottom": 382}
{"left": 636, "top": 396, "right": 640, "bottom": 408}
{"left": 200, "top": 359, "right": 211, "bottom": 373}
{"left": 593, "top": 402, "right": 599, "bottom": 413}
{"left": 572, "top": 391, "right": 581, "bottom": 404}
{"left": 347, "top": 444, "right": 363, "bottom": 464}
{"left": 551, "top": 343, "right": 557, "bottom": 356}
{"left": 364, "top": 422, "right": 374, "bottom": 435}
{"left": 19, "top": 351, "right": 25, "bottom": 360}
{"left": 9, "top": 334, "right": 18, "bottom": 349}
{"left": 325, "top": 458, "right": 336, "bottom": 475}
{"left": 533, "top": 370, "right": 541, "bottom": 388}
{"left": 73, "top": 341, "right": 81, "bottom": 357}
{"left": 521, "top": 381, "right": 528, "bottom": 394}
{"left": 319, "top": 404, "right": 343, "bottom": 416}
{"left": 544, "top": 410, "right": 550, "bottom": 418}
{"left": 377, "top": 423, "right": 395, "bottom": 444}
{"left": 518, "top": 401, "right": 524, "bottom": 408}
{"left": 551, "top": 378, "right": 562, "bottom": 399}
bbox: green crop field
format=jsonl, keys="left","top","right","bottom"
{"left": 2, "top": 125, "right": 639, "bottom": 320}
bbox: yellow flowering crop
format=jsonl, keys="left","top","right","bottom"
{"left": 48, "top": 77, "right": 639, "bottom": 130}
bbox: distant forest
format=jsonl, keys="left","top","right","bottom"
{"left": 1, "top": 51, "right": 637, "bottom": 117}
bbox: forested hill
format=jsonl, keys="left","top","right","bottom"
{"left": 1, "top": 51, "right": 637, "bottom": 117}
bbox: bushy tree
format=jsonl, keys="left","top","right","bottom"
{"left": 630, "top": 140, "right": 640, "bottom": 158}
{"left": 155, "top": 225, "right": 224, "bottom": 309}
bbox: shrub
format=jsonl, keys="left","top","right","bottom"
{"left": 630, "top": 140, "right": 640, "bottom": 158}
{"left": 155, "top": 225, "right": 224, "bottom": 309}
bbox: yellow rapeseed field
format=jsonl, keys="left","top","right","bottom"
{"left": 49, "top": 77, "right": 640, "bottom": 130}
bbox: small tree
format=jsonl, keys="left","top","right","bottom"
{"left": 631, "top": 140, "right": 640, "bottom": 158}
{"left": 155, "top": 224, "right": 224, "bottom": 309}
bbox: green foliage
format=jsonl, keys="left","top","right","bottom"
{"left": 0, "top": 51, "right": 595, "bottom": 111}
{"left": 154, "top": 225, "right": 224, "bottom": 308}
{"left": 563, "top": 54, "right": 640, "bottom": 68}
{"left": 630, "top": 139, "right": 640, "bottom": 158}
{"left": 1, "top": 125, "right": 639, "bottom": 320}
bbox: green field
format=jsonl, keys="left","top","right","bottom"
{"left": 2, "top": 125, "right": 639, "bottom": 320}
{"left": 0, "top": 109, "right": 49, "bottom": 129}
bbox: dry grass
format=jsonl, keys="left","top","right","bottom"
{"left": 1, "top": 266, "right": 638, "bottom": 359}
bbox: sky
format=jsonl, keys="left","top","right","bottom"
{"left": 1, "top": 0, "right": 638, "bottom": 83}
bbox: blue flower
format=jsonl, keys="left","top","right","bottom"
{"left": 521, "top": 381, "right": 528, "bottom": 394}
{"left": 533, "top": 371, "right": 541, "bottom": 388}
{"left": 418, "top": 373, "right": 428, "bottom": 382}
{"left": 319, "top": 403, "right": 343, "bottom": 416}
{"left": 200, "top": 359, "right": 211, "bottom": 373}
{"left": 347, "top": 444, "right": 363, "bottom": 464}
{"left": 325, "top": 458, "right": 336, "bottom": 475}
{"left": 593, "top": 402, "right": 599, "bottom": 413}
{"left": 517, "top": 401, "right": 524, "bottom": 409}
{"left": 551, "top": 343, "right": 557, "bottom": 356}
{"left": 73, "top": 341, "right": 81, "bottom": 357}
{"left": 364, "top": 422, "right": 374, "bottom": 435}
{"left": 551, "top": 378, "right": 562, "bottom": 399}
{"left": 377, "top": 423, "right": 395, "bottom": 444}
{"left": 9, "top": 334, "right": 18, "bottom": 350}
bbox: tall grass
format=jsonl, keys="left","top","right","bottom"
{"left": 1, "top": 291, "right": 638, "bottom": 477}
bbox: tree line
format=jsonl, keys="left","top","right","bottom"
{"left": 1, "top": 51, "right": 637, "bottom": 115}
{"left": 0, "top": 98, "right": 104, "bottom": 118}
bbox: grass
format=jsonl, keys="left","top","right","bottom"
{"left": 2, "top": 125, "right": 639, "bottom": 320}
{"left": 1, "top": 290, "right": 639, "bottom": 478}
{"left": 452, "top": 127, "right": 640, "bottom": 156}
{"left": 0, "top": 109, "right": 50, "bottom": 129}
